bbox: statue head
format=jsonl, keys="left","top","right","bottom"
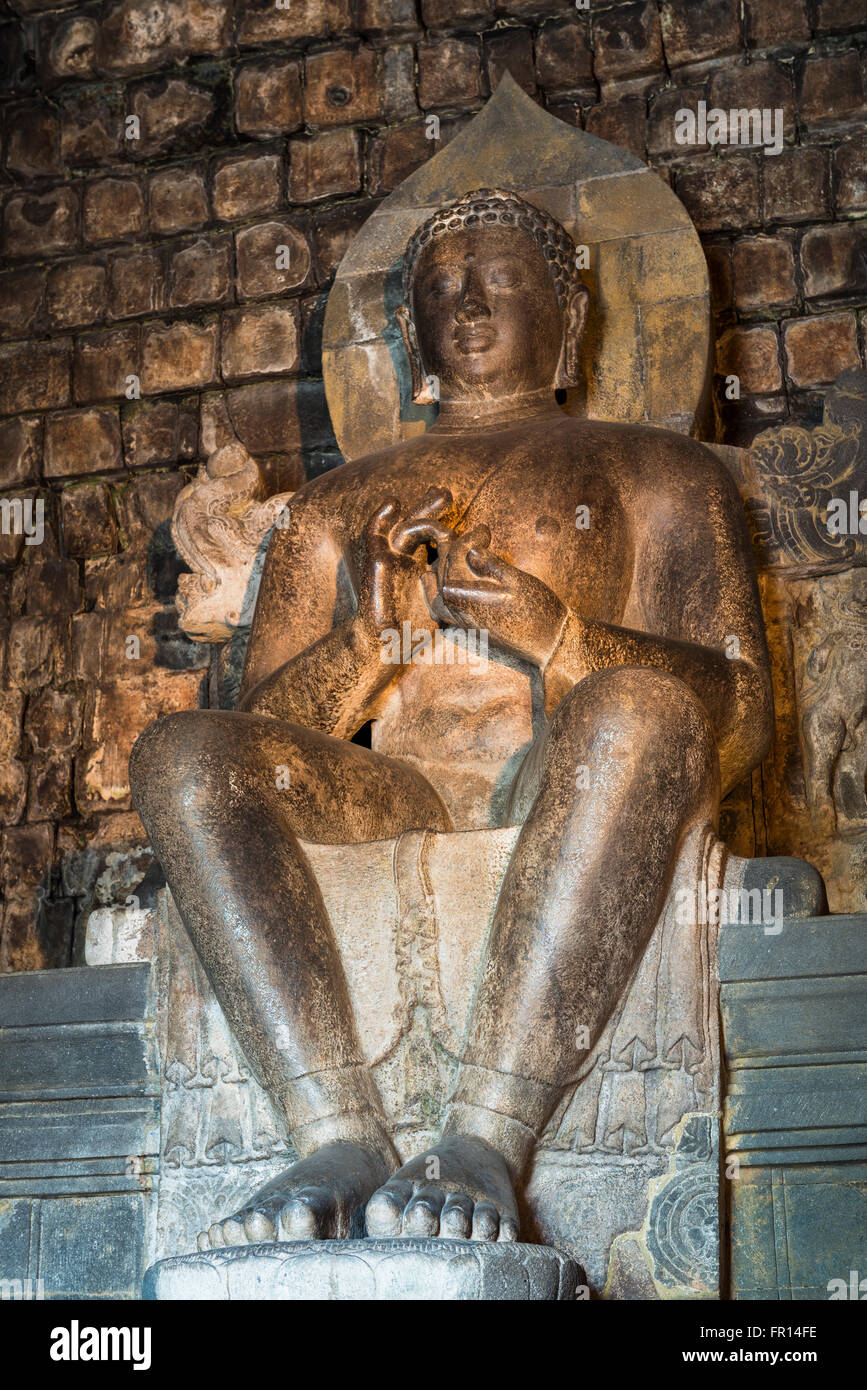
{"left": 397, "top": 188, "right": 589, "bottom": 407}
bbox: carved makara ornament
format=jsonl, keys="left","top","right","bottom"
{"left": 171, "top": 441, "right": 292, "bottom": 643}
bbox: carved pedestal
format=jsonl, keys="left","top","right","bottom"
{"left": 144, "top": 1239, "right": 581, "bottom": 1301}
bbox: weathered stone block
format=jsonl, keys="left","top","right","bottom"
{"left": 168, "top": 236, "right": 233, "bottom": 309}
{"left": 83, "top": 178, "right": 146, "bottom": 244}
{"left": 141, "top": 320, "right": 219, "bottom": 393}
{"left": 73, "top": 327, "right": 139, "bottom": 403}
{"left": 733, "top": 236, "right": 797, "bottom": 312}
{"left": 76, "top": 669, "right": 203, "bottom": 812}
{"left": 591, "top": 1, "right": 663, "bottom": 87}
{"left": 815, "top": 0, "right": 867, "bottom": 31}
{"left": 5, "top": 103, "right": 62, "bottom": 177}
{"left": 60, "top": 91, "right": 122, "bottom": 165}
{"left": 0, "top": 419, "right": 42, "bottom": 489}
{"left": 0, "top": 690, "right": 25, "bottom": 760}
{"left": 367, "top": 122, "right": 429, "bottom": 197}
{"left": 743, "top": 0, "right": 810, "bottom": 47}
{"left": 108, "top": 249, "right": 162, "bottom": 320}
{"left": 25, "top": 688, "right": 82, "bottom": 756}
{"left": 535, "top": 19, "right": 594, "bottom": 99}
{"left": 3, "top": 188, "right": 79, "bottom": 259}
{"left": 235, "top": 221, "right": 311, "bottom": 299}
{"left": 801, "top": 222, "right": 867, "bottom": 298}
{"left": 357, "top": 0, "right": 419, "bottom": 40}
{"left": 236, "top": 59, "right": 302, "bottom": 138}
{"left": 235, "top": 0, "right": 353, "bottom": 47}
{"left": 40, "top": 13, "right": 100, "bottom": 83}
{"left": 127, "top": 76, "right": 216, "bottom": 156}
{"left": 289, "top": 128, "right": 362, "bottom": 203}
{"left": 23, "top": 558, "right": 81, "bottom": 616}
{"left": 44, "top": 408, "right": 122, "bottom": 478}
{"left": 783, "top": 314, "right": 861, "bottom": 387}
{"left": 97, "top": 0, "right": 232, "bottom": 75}
{"left": 115, "top": 471, "right": 186, "bottom": 549}
{"left": 646, "top": 85, "right": 705, "bottom": 156}
{"left": 677, "top": 155, "right": 760, "bottom": 232}
{"left": 28, "top": 753, "right": 72, "bottom": 823}
{"left": 717, "top": 325, "right": 782, "bottom": 395}
{"left": 417, "top": 37, "right": 482, "bottom": 110}
{"left": 800, "top": 52, "right": 866, "bottom": 127}
{"left": 763, "top": 147, "right": 830, "bottom": 225}
{"left": 382, "top": 43, "right": 418, "bottom": 119}
{"left": 0, "top": 822, "right": 57, "bottom": 972}
{"left": 0, "top": 341, "right": 71, "bottom": 415}
{"left": 483, "top": 28, "right": 535, "bottom": 96}
{"left": 314, "top": 205, "right": 373, "bottom": 281}
{"left": 0, "top": 761, "right": 27, "bottom": 827}
{"left": 660, "top": 0, "right": 741, "bottom": 69}
{"left": 221, "top": 304, "right": 300, "bottom": 382}
{"left": 304, "top": 46, "right": 381, "bottom": 127}
{"left": 420, "top": 0, "right": 491, "bottom": 26}
{"left": 213, "top": 154, "right": 283, "bottom": 220}
{"left": 46, "top": 260, "right": 107, "bottom": 331}
{"left": 121, "top": 399, "right": 180, "bottom": 469}
{"left": 149, "top": 166, "right": 209, "bottom": 234}
{"left": 708, "top": 61, "right": 795, "bottom": 141}
{"left": 7, "top": 617, "right": 70, "bottom": 691}
{"left": 226, "top": 378, "right": 330, "bottom": 453}
{"left": 0, "top": 268, "right": 45, "bottom": 341}
{"left": 584, "top": 97, "right": 647, "bottom": 159}
{"left": 60, "top": 481, "right": 118, "bottom": 557}
{"left": 834, "top": 135, "right": 867, "bottom": 212}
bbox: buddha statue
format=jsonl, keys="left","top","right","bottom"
{"left": 130, "top": 187, "right": 772, "bottom": 1249}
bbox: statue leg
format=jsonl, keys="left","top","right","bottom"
{"left": 366, "top": 667, "right": 719, "bottom": 1241}
{"left": 129, "top": 707, "right": 452, "bottom": 1245}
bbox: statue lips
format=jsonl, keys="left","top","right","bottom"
{"left": 453, "top": 323, "right": 496, "bottom": 354}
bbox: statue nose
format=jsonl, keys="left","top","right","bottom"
{"left": 455, "top": 292, "right": 490, "bottom": 323}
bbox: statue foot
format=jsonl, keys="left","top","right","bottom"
{"left": 197, "top": 1140, "right": 393, "bottom": 1248}
{"left": 365, "top": 1134, "right": 519, "bottom": 1242}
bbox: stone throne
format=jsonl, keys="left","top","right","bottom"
{"left": 118, "top": 77, "right": 828, "bottom": 1301}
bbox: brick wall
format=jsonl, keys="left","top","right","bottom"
{"left": 0, "top": 0, "right": 865, "bottom": 970}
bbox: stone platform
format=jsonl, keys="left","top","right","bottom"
{"left": 143, "top": 1239, "right": 583, "bottom": 1301}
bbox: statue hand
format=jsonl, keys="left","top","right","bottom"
{"left": 358, "top": 488, "right": 454, "bottom": 645}
{"left": 440, "top": 528, "right": 567, "bottom": 668}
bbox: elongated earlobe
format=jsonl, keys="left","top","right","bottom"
{"left": 396, "top": 304, "right": 438, "bottom": 405}
{"left": 554, "top": 285, "right": 589, "bottom": 390}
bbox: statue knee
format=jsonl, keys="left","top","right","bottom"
{"left": 552, "top": 667, "right": 718, "bottom": 784}
{"left": 130, "top": 710, "right": 229, "bottom": 818}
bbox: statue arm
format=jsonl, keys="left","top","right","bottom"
{"left": 238, "top": 488, "right": 453, "bottom": 739}
{"left": 543, "top": 454, "right": 773, "bottom": 794}
{"left": 238, "top": 501, "right": 391, "bottom": 738}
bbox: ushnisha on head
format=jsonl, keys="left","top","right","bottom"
{"left": 397, "top": 188, "right": 589, "bottom": 406}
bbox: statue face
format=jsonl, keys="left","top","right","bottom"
{"left": 410, "top": 225, "right": 566, "bottom": 400}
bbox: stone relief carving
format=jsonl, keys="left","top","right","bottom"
{"left": 793, "top": 567, "right": 867, "bottom": 839}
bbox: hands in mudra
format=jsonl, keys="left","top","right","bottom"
{"left": 359, "top": 492, "right": 568, "bottom": 670}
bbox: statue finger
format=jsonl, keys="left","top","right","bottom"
{"left": 466, "top": 547, "right": 510, "bottom": 582}
{"left": 442, "top": 579, "right": 508, "bottom": 607}
{"left": 366, "top": 497, "right": 401, "bottom": 541}
{"left": 391, "top": 517, "right": 454, "bottom": 555}
{"left": 455, "top": 523, "right": 492, "bottom": 553}
{"left": 411, "top": 486, "right": 454, "bottom": 519}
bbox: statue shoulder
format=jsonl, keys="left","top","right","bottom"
{"left": 571, "top": 420, "right": 738, "bottom": 502}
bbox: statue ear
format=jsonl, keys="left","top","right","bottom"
{"left": 555, "top": 284, "right": 589, "bottom": 390}
{"left": 396, "top": 303, "right": 438, "bottom": 406}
